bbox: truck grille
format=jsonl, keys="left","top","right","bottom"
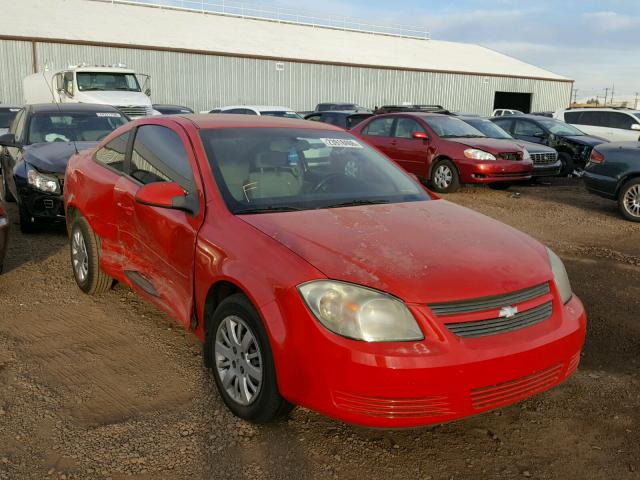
{"left": 116, "top": 105, "right": 149, "bottom": 117}
{"left": 530, "top": 152, "right": 558, "bottom": 165}
{"left": 497, "top": 152, "right": 522, "bottom": 161}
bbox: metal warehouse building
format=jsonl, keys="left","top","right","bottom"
{"left": 0, "top": 0, "right": 573, "bottom": 115}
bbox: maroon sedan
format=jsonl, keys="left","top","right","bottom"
{"left": 0, "top": 202, "right": 8, "bottom": 272}
{"left": 351, "top": 113, "right": 533, "bottom": 192}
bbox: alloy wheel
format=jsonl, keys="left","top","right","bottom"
{"left": 623, "top": 184, "right": 640, "bottom": 218}
{"left": 215, "top": 315, "right": 263, "bottom": 406}
{"left": 434, "top": 165, "right": 453, "bottom": 189}
{"left": 71, "top": 229, "right": 89, "bottom": 283}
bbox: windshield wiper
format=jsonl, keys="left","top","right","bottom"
{"left": 324, "top": 199, "right": 390, "bottom": 209}
{"left": 235, "top": 205, "right": 302, "bottom": 214}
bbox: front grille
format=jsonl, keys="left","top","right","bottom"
{"left": 116, "top": 105, "right": 149, "bottom": 117}
{"left": 332, "top": 391, "right": 455, "bottom": 419}
{"left": 429, "top": 283, "right": 550, "bottom": 316}
{"left": 471, "top": 363, "right": 563, "bottom": 410}
{"left": 498, "top": 152, "right": 522, "bottom": 161}
{"left": 530, "top": 152, "right": 558, "bottom": 165}
{"left": 445, "top": 302, "right": 552, "bottom": 338}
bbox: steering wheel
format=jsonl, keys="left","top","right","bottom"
{"left": 313, "top": 173, "right": 357, "bottom": 194}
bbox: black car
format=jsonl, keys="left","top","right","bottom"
{"left": 584, "top": 142, "right": 640, "bottom": 222}
{"left": 530, "top": 111, "right": 553, "bottom": 118}
{"left": 304, "top": 110, "right": 373, "bottom": 130}
{"left": 0, "top": 202, "right": 8, "bottom": 273}
{"left": 153, "top": 104, "right": 194, "bottom": 115}
{"left": 458, "top": 116, "right": 562, "bottom": 177}
{"left": 0, "top": 103, "right": 128, "bottom": 232}
{"left": 491, "top": 114, "right": 607, "bottom": 175}
{"left": 374, "top": 104, "right": 450, "bottom": 115}
{"left": 314, "top": 102, "right": 369, "bottom": 113}
{"left": 0, "top": 105, "right": 21, "bottom": 135}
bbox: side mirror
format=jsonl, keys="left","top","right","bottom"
{"left": 0, "top": 133, "right": 21, "bottom": 149}
{"left": 55, "top": 74, "right": 64, "bottom": 92}
{"left": 145, "top": 88, "right": 151, "bottom": 97}
{"left": 631, "top": 124, "right": 640, "bottom": 131}
{"left": 135, "top": 181, "right": 197, "bottom": 215}
{"left": 412, "top": 131, "right": 428, "bottom": 140}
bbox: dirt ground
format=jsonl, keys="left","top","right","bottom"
{"left": 1, "top": 177, "right": 639, "bottom": 480}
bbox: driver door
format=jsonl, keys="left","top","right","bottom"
{"left": 512, "top": 119, "right": 548, "bottom": 145}
{"left": 114, "top": 122, "right": 205, "bottom": 328}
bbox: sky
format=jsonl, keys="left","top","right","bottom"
{"left": 251, "top": 0, "right": 639, "bottom": 101}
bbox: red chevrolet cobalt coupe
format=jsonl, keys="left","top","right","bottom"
{"left": 64, "top": 115, "right": 585, "bottom": 427}
{"left": 351, "top": 113, "right": 534, "bottom": 193}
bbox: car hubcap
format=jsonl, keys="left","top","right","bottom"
{"left": 623, "top": 184, "right": 640, "bottom": 218}
{"left": 434, "top": 165, "right": 453, "bottom": 189}
{"left": 215, "top": 315, "right": 263, "bottom": 406}
{"left": 71, "top": 229, "right": 89, "bottom": 283}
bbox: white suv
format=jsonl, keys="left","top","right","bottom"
{"left": 554, "top": 108, "right": 640, "bottom": 142}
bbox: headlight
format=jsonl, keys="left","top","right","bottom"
{"left": 298, "top": 280, "right": 423, "bottom": 342}
{"left": 464, "top": 148, "right": 496, "bottom": 161}
{"left": 546, "top": 247, "right": 573, "bottom": 304}
{"left": 523, "top": 149, "right": 531, "bottom": 161}
{"left": 27, "top": 167, "right": 60, "bottom": 194}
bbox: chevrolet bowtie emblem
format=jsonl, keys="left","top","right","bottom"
{"left": 499, "top": 305, "right": 518, "bottom": 319}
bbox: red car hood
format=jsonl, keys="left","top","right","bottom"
{"left": 240, "top": 200, "right": 551, "bottom": 304}
{"left": 451, "top": 137, "right": 525, "bottom": 154}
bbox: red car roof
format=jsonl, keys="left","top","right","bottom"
{"left": 175, "top": 114, "right": 345, "bottom": 131}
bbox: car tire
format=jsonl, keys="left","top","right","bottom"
{"left": 489, "top": 182, "right": 511, "bottom": 190}
{"left": 618, "top": 178, "right": 640, "bottom": 222}
{"left": 558, "top": 152, "right": 574, "bottom": 177}
{"left": 18, "top": 203, "right": 39, "bottom": 234}
{"left": 430, "top": 159, "right": 460, "bottom": 193}
{"left": 207, "top": 293, "right": 293, "bottom": 423}
{"left": 70, "top": 216, "right": 113, "bottom": 294}
{"left": 1, "top": 175, "right": 15, "bottom": 202}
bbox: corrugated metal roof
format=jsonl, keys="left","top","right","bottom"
{"left": 3, "top": 0, "right": 570, "bottom": 82}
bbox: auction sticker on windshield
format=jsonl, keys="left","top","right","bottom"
{"left": 320, "top": 138, "right": 363, "bottom": 148}
{"left": 96, "top": 112, "right": 122, "bottom": 118}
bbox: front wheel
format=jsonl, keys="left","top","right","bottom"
{"left": 558, "top": 152, "right": 574, "bottom": 177}
{"left": 207, "top": 293, "right": 293, "bottom": 423}
{"left": 618, "top": 178, "right": 640, "bottom": 222}
{"left": 430, "top": 159, "right": 460, "bottom": 193}
{"left": 70, "top": 216, "right": 113, "bottom": 294}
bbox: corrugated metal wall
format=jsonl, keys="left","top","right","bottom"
{"left": 0, "top": 39, "right": 572, "bottom": 115}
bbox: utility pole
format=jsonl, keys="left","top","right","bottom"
{"left": 604, "top": 87, "right": 610, "bottom": 106}
{"left": 572, "top": 88, "right": 578, "bottom": 105}
{"left": 635, "top": 92, "right": 639, "bottom": 110}
{"left": 610, "top": 84, "right": 615, "bottom": 106}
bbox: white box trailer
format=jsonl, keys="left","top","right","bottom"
{"left": 23, "top": 64, "right": 156, "bottom": 118}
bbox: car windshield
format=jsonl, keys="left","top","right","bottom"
{"left": 27, "top": 112, "right": 128, "bottom": 144}
{"left": 422, "top": 116, "right": 486, "bottom": 138}
{"left": 464, "top": 119, "right": 512, "bottom": 139}
{"left": 261, "top": 111, "right": 302, "bottom": 119}
{"left": 201, "top": 128, "right": 429, "bottom": 213}
{"left": 0, "top": 108, "right": 19, "bottom": 129}
{"left": 77, "top": 72, "right": 141, "bottom": 92}
{"left": 535, "top": 118, "right": 584, "bottom": 136}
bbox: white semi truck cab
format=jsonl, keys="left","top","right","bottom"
{"left": 24, "top": 64, "right": 155, "bottom": 118}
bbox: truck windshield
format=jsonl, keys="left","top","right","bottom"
{"left": 27, "top": 112, "right": 128, "bottom": 144}
{"left": 201, "top": 128, "right": 429, "bottom": 214}
{"left": 77, "top": 72, "right": 141, "bottom": 92}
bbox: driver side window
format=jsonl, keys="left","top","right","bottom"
{"left": 514, "top": 120, "right": 544, "bottom": 137}
{"left": 95, "top": 131, "right": 130, "bottom": 172}
{"left": 129, "top": 125, "right": 194, "bottom": 189}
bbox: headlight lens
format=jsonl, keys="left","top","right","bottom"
{"left": 464, "top": 148, "right": 496, "bottom": 161}
{"left": 523, "top": 148, "right": 531, "bottom": 161}
{"left": 298, "top": 280, "right": 424, "bottom": 342}
{"left": 27, "top": 167, "right": 60, "bottom": 194}
{"left": 546, "top": 247, "right": 573, "bottom": 304}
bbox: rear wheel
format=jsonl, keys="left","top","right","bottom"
{"left": 70, "top": 216, "right": 113, "bottom": 294}
{"left": 207, "top": 293, "right": 293, "bottom": 423}
{"left": 558, "top": 152, "right": 574, "bottom": 177}
{"left": 618, "top": 178, "right": 640, "bottom": 222}
{"left": 430, "top": 159, "right": 460, "bottom": 193}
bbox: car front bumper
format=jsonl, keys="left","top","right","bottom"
{"left": 17, "top": 181, "right": 65, "bottom": 223}
{"left": 533, "top": 159, "right": 563, "bottom": 177}
{"left": 458, "top": 160, "right": 533, "bottom": 184}
{"left": 268, "top": 290, "right": 586, "bottom": 428}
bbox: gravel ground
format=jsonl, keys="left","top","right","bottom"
{"left": 0, "top": 177, "right": 639, "bottom": 480}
